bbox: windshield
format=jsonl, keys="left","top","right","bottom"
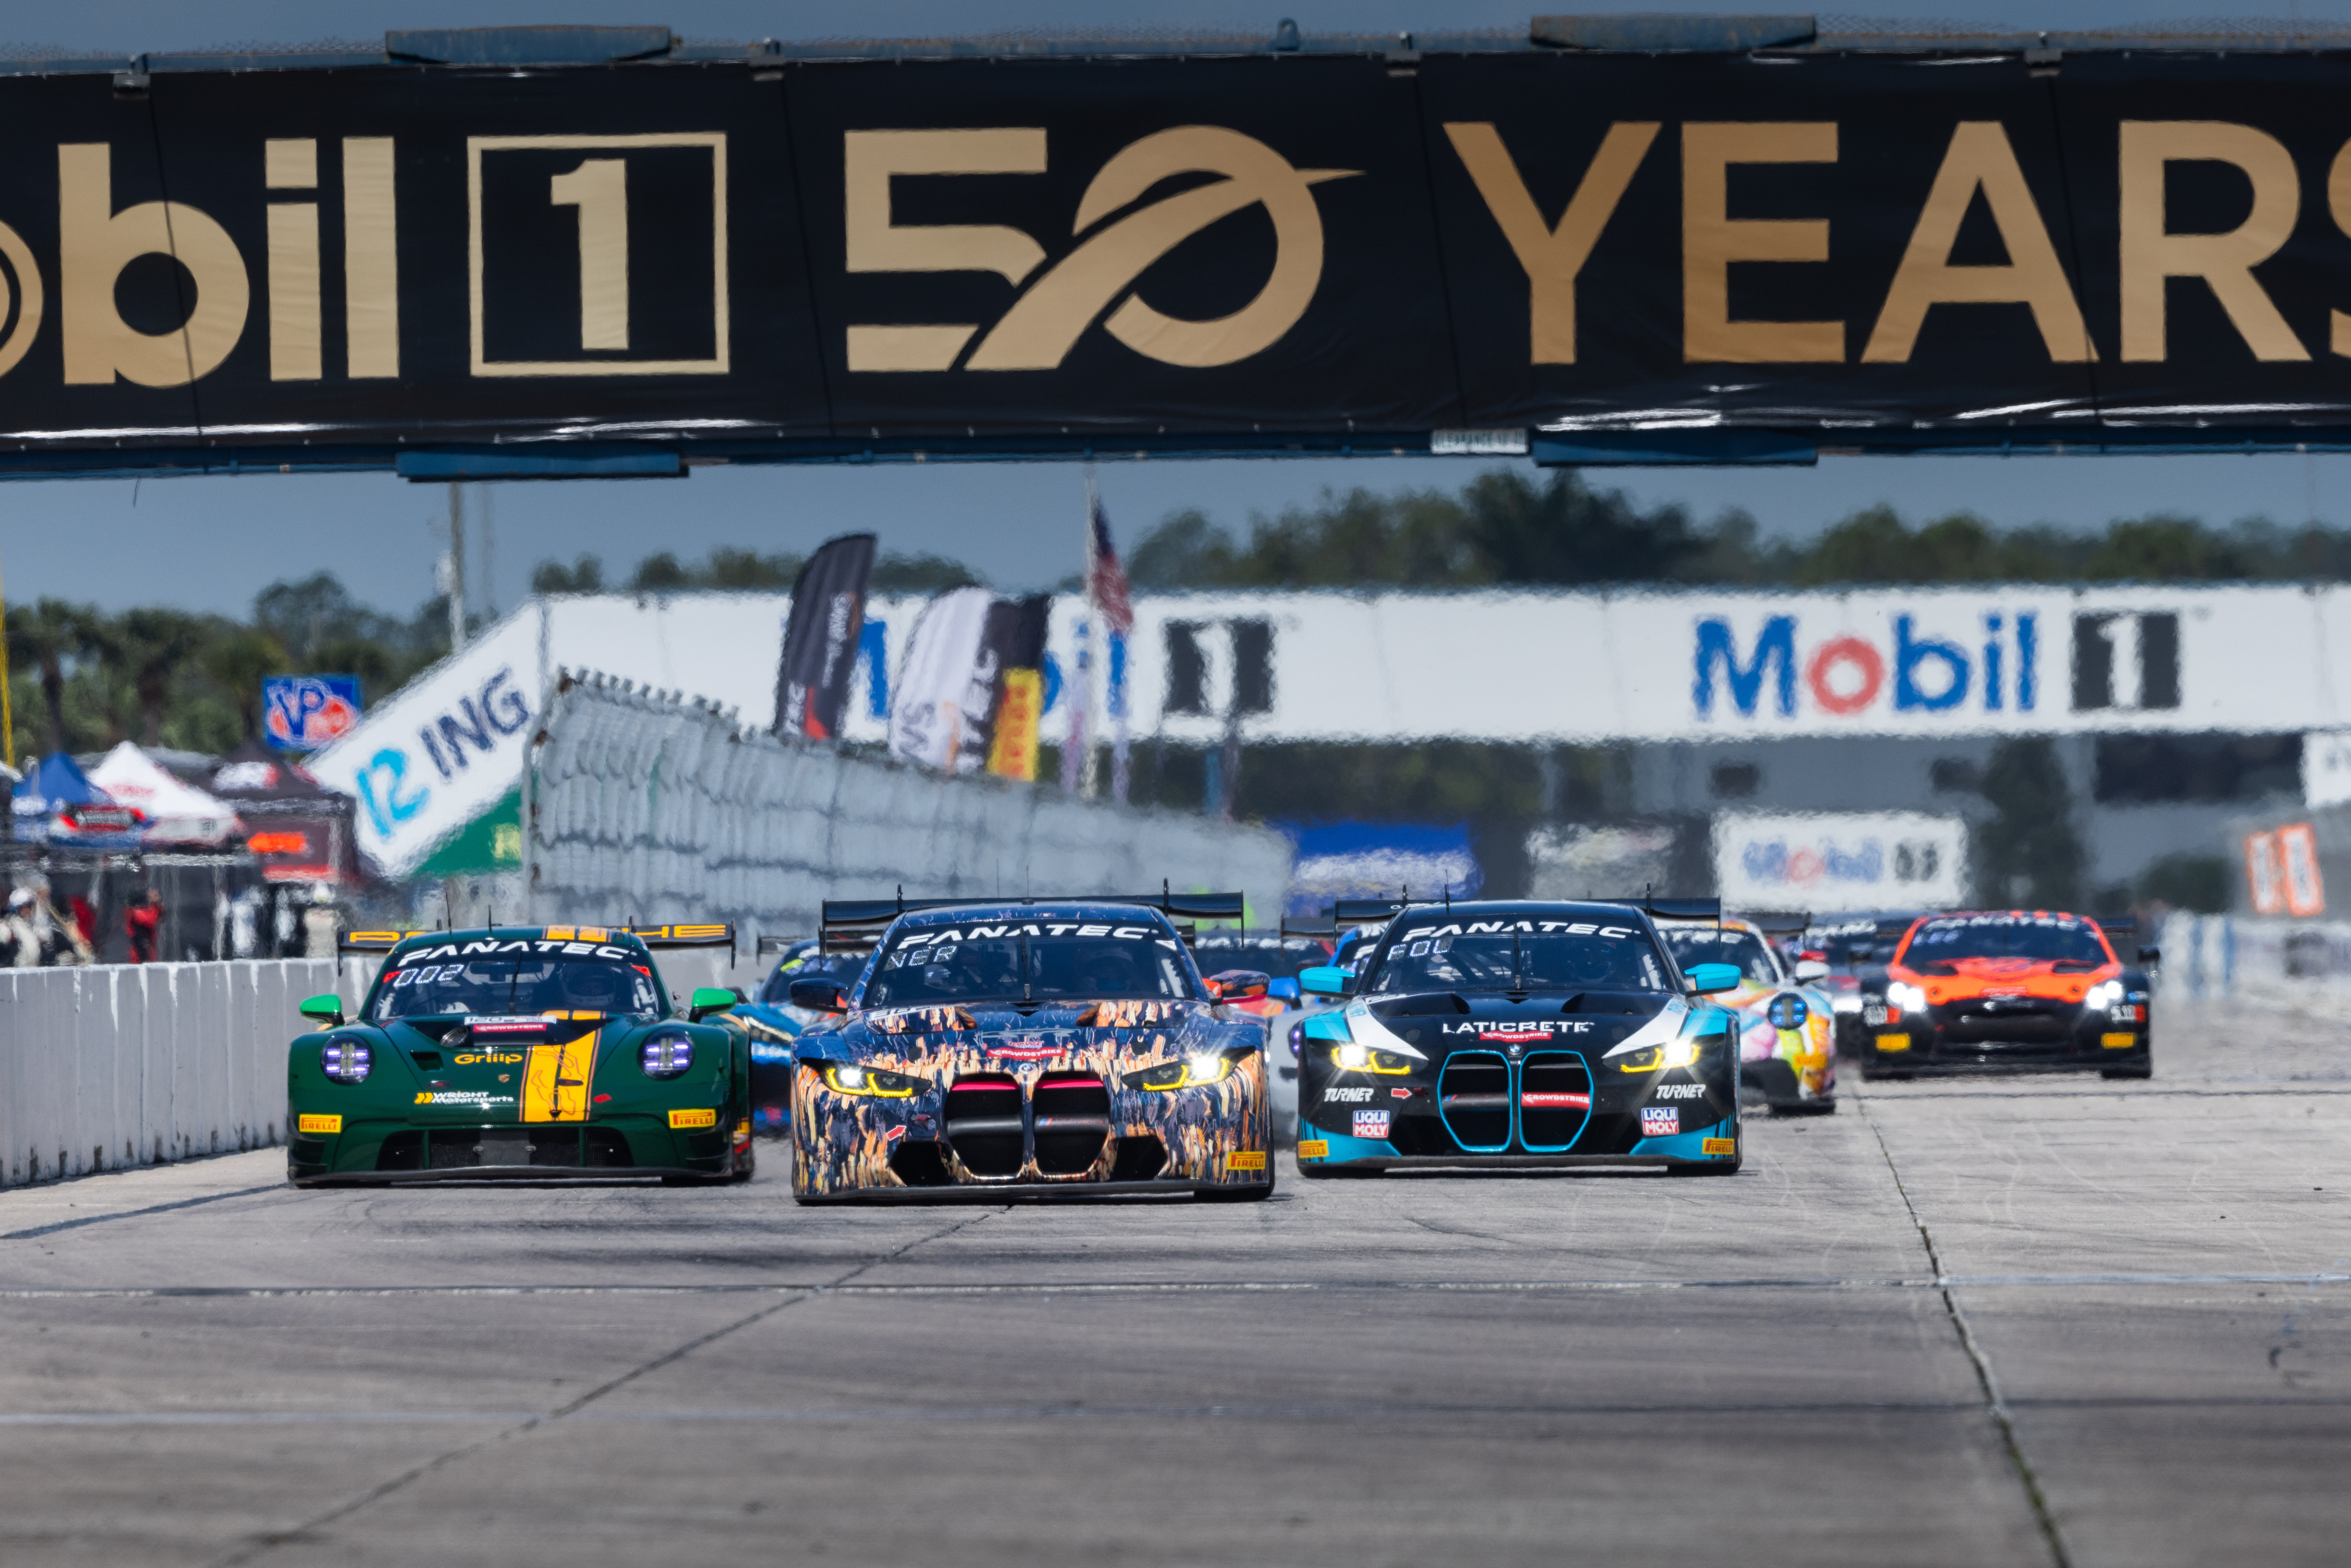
{"left": 1361, "top": 911, "right": 1672, "bottom": 995}
{"left": 1901, "top": 914, "right": 2112, "bottom": 972}
{"left": 861, "top": 917, "right": 1199, "bottom": 1009}
{"left": 1661, "top": 925, "right": 1782, "bottom": 985}
{"left": 370, "top": 943, "right": 665, "bottom": 1022}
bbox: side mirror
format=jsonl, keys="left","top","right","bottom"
{"left": 688, "top": 986, "right": 739, "bottom": 1022}
{"left": 298, "top": 993, "right": 345, "bottom": 1027}
{"left": 1687, "top": 962, "right": 1742, "bottom": 995}
{"left": 1205, "top": 968, "right": 1271, "bottom": 1002}
{"left": 1793, "top": 959, "right": 1829, "bottom": 982}
{"left": 1267, "top": 977, "right": 1301, "bottom": 1003}
{"left": 789, "top": 978, "right": 849, "bottom": 1014}
{"left": 2138, "top": 946, "right": 2162, "bottom": 965}
{"left": 1298, "top": 965, "right": 1356, "bottom": 999}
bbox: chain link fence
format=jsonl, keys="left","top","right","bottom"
{"left": 524, "top": 675, "right": 1295, "bottom": 946}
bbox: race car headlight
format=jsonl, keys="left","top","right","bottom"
{"left": 640, "top": 1031, "right": 695, "bottom": 1079}
{"left": 320, "top": 1036, "right": 371, "bottom": 1084}
{"left": 1332, "top": 1043, "right": 1413, "bottom": 1074}
{"left": 1123, "top": 1054, "right": 1232, "bottom": 1091}
{"left": 823, "top": 1063, "right": 923, "bottom": 1098}
{"left": 1885, "top": 981, "right": 1928, "bottom": 1013}
{"left": 2084, "top": 979, "right": 2123, "bottom": 1011}
{"left": 1614, "top": 1037, "right": 1706, "bottom": 1074}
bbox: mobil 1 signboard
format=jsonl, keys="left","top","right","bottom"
{"left": 13, "top": 42, "right": 2351, "bottom": 471}
{"left": 1078, "top": 585, "right": 2351, "bottom": 744}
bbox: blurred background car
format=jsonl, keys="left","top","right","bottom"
{"left": 1657, "top": 912, "right": 1837, "bottom": 1114}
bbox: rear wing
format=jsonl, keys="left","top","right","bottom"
{"left": 820, "top": 886, "right": 1243, "bottom": 950}
{"left": 623, "top": 924, "right": 735, "bottom": 955}
{"left": 1329, "top": 899, "right": 1405, "bottom": 924}
{"left": 338, "top": 929, "right": 429, "bottom": 954}
{"left": 338, "top": 922, "right": 735, "bottom": 958}
{"left": 1741, "top": 910, "right": 1812, "bottom": 938}
{"left": 1280, "top": 915, "right": 1337, "bottom": 941}
{"left": 756, "top": 934, "right": 811, "bottom": 956}
{"left": 1605, "top": 894, "right": 1723, "bottom": 922}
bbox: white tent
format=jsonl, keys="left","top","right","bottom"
{"left": 87, "top": 743, "right": 243, "bottom": 847}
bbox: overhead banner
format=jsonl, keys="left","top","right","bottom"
{"left": 9, "top": 49, "right": 2351, "bottom": 463}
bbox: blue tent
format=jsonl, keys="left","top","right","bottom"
{"left": 12, "top": 751, "right": 143, "bottom": 850}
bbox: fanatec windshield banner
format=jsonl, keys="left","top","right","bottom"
{"left": 11, "top": 51, "right": 2351, "bottom": 460}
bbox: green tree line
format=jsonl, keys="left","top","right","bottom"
{"left": 4, "top": 575, "right": 451, "bottom": 764}
{"left": 16, "top": 467, "right": 2351, "bottom": 764}
{"left": 1129, "top": 469, "right": 2351, "bottom": 590}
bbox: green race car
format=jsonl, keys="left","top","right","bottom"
{"left": 286, "top": 923, "right": 753, "bottom": 1185}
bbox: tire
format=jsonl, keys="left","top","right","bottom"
{"left": 1769, "top": 1099, "right": 1837, "bottom": 1117}
{"left": 2101, "top": 1063, "right": 2153, "bottom": 1080}
{"left": 1860, "top": 1061, "right": 1911, "bottom": 1082}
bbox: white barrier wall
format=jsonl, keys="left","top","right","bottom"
{"left": 2156, "top": 910, "right": 2351, "bottom": 1015}
{"left": 0, "top": 958, "right": 371, "bottom": 1189}
{"left": 526, "top": 676, "right": 1297, "bottom": 937}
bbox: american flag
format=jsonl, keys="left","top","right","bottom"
{"left": 1086, "top": 488, "right": 1134, "bottom": 637}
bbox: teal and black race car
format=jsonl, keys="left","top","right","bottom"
{"left": 286, "top": 923, "right": 754, "bottom": 1185}
{"left": 1294, "top": 896, "right": 1746, "bottom": 1175}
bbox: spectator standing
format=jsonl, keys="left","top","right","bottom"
{"left": 2, "top": 889, "right": 36, "bottom": 967}
{"left": 126, "top": 889, "right": 163, "bottom": 965}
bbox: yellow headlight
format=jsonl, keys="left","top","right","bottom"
{"left": 1332, "top": 1043, "right": 1413, "bottom": 1074}
{"left": 1614, "top": 1038, "right": 1705, "bottom": 1074}
{"left": 823, "top": 1063, "right": 920, "bottom": 1098}
{"left": 1123, "top": 1054, "right": 1234, "bottom": 1090}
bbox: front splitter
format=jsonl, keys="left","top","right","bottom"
{"left": 793, "top": 1178, "right": 1275, "bottom": 1204}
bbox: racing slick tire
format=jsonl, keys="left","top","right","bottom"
{"left": 2101, "top": 1062, "right": 2153, "bottom": 1080}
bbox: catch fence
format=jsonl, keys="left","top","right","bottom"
{"left": 523, "top": 675, "right": 1296, "bottom": 940}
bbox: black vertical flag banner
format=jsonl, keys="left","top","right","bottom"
{"left": 774, "top": 534, "right": 876, "bottom": 739}
{"left": 971, "top": 594, "right": 1053, "bottom": 779}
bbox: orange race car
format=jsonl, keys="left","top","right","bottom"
{"left": 1862, "top": 910, "right": 2156, "bottom": 1081}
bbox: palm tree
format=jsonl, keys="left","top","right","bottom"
{"left": 102, "top": 608, "right": 205, "bottom": 746}
{"left": 199, "top": 627, "right": 289, "bottom": 742}
{"left": 5, "top": 599, "right": 101, "bottom": 754}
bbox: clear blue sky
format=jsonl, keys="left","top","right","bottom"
{"left": 7, "top": 0, "right": 2340, "bottom": 619}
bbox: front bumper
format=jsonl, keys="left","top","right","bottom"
{"left": 788, "top": 1059, "right": 1273, "bottom": 1198}
{"left": 286, "top": 1113, "right": 744, "bottom": 1183}
{"left": 1866, "top": 1004, "right": 2149, "bottom": 1071}
{"left": 1299, "top": 1118, "right": 1739, "bottom": 1169}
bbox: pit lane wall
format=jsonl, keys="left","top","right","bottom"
{"left": 524, "top": 675, "right": 1294, "bottom": 937}
{"left": 0, "top": 959, "right": 371, "bottom": 1189}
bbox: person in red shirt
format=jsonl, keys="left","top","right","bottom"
{"left": 126, "top": 889, "right": 162, "bottom": 965}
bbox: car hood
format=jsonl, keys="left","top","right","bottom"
{"left": 794, "top": 999, "right": 1234, "bottom": 1074}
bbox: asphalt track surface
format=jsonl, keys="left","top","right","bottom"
{"left": 1, "top": 999, "right": 2346, "bottom": 1567}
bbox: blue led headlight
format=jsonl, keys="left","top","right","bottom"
{"left": 321, "top": 1036, "right": 372, "bottom": 1084}
{"left": 641, "top": 1030, "right": 695, "bottom": 1079}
